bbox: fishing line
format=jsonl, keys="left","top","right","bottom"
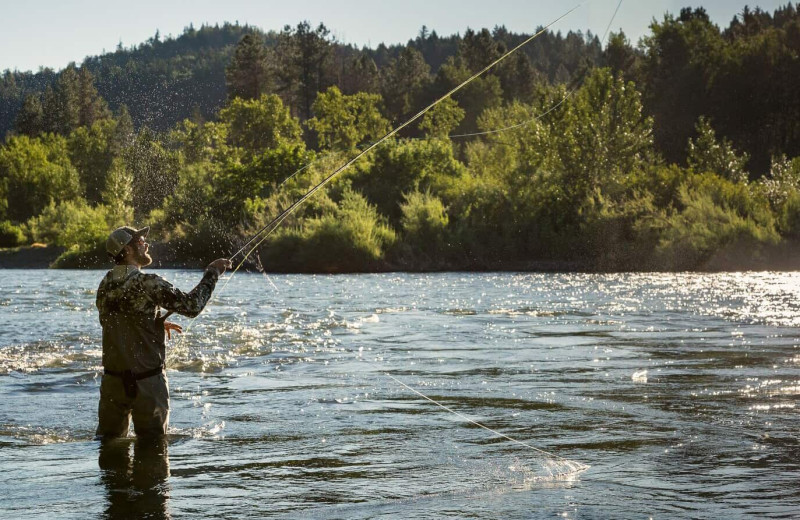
{"left": 449, "top": 0, "right": 623, "bottom": 140}
{"left": 258, "top": 0, "right": 621, "bottom": 195}
{"left": 171, "top": 0, "right": 612, "bottom": 480}
{"left": 229, "top": 0, "right": 623, "bottom": 264}
{"left": 380, "top": 367, "right": 584, "bottom": 465}
{"left": 168, "top": 1, "right": 588, "bottom": 351}
{"left": 226, "top": 1, "right": 585, "bottom": 262}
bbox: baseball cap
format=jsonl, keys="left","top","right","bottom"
{"left": 106, "top": 226, "right": 150, "bottom": 256}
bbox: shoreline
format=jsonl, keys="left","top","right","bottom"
{"left": 3, "top": 243, "right": 800, "bottom": 272}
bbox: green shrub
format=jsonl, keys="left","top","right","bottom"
{"left": 0, "top": 221, "right": 26, "bottom": 247}
{"left": 778, "top": 190, "right": 800, "bottom": 238}
{"left": 27, "top": 200, "right": 110, "bottom": 251}
{"left": 51, "top": 240, "right": 109, "bottom": 269}
{"left": 395, "top": 190, "right": 450, "bottom": 267}
{"left": 656, "top": 179, "right": 779, "bottom": 269}
{"left": 264, "top": 189, "right": 395, "bottom": 272}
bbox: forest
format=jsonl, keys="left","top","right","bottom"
{"left": 1, "top": 4, "right": 800, "bottom": 271}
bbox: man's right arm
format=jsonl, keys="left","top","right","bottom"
{"left": 147, "top": 258, "right": 231, "bottom": 318}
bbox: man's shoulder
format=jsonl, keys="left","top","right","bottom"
{"left": 136, "top": 271, "right": 172, "bottom": 289}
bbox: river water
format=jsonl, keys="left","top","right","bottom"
{"left": 0, "top": 269, "right": 798, "bottom": 519}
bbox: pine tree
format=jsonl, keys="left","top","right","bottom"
{"left": 225, "top": 33, "right": 271, "bottom": 100}
{"left": 102, "top": 157, "right": 134, "bottom": 226}
{"left": 341, "top": 54, "right": 379, "bottom": 95}
{"left": 110, "top": 104, "right": 135, "bottom": 155}
{"left": 275, "top": 21, "right": 334, "bottom": 120}
{"left": 49, "top": 64, "right": 81, "bottom": 134}
{"left": 458, "top": 28, "right": 504, "bottom": 73}
{"left": 603, "top": 31, "right": 639, "bottom": 82}
{"left": 15, "top": 94, "right": 44, "bottom": 136}
{"left": 380, "top": 47, "right": 431, "bottom": 123}
{"left": 77, "top": 67, "right": 111, "bottom": 127}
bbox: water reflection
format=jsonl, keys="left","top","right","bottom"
{"left": 98, "top": 437, "right": 170, "bottom": 519}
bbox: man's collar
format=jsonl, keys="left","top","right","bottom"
{"left": 111, "top": 264, "right": 141, "bottom": 281}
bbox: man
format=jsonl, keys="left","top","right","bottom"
{"left": 95, "top": 225, "right": 231, "bottom": 439}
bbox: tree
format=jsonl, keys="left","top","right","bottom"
{"left": 557, "top": 68, "right": 654, "bottom": 203}
{"left": 306, "top": 86, "right": 389, "bottom": 151}
{"left": 458, "top": 28, "right": 504, "bottom": 73}
{"left": 341, "top": 53, "right": 380, "bottom": 95}
{"left": 0, "top": 71, "right": 21, "bottom": 137}
{"left": 275, "top": 21, "right": 335, "bottom": 120}
{"left": 603, "top": 31, "right": 639, "bottom": 81}
{"left": 434, "top": 58, "right": 503, "bottom": 134}
{"left": 418, "top": 97, "right": 464, "bottom": 138}
{"left": 68, "top": 119, "right": 117, "bottom": 204}
{"left": 14, "top": 94, "right": 44, "bottom": 136}
{"left": 45, "top": 64, "right": 81, "bottom": 134}
{"left": 219, "top": 94, "right": 303, "bottom": 154}
{"left": 124, "top": 129, "right": 180, "bottom": 219}
{"left": 0, "top": 134, "right": 82, "bottom": 222}
{"left": 640, "top": 11, "right": 724, "bottom": 164}
{"left": 77, "top": 67, "right": 111, "bottom": 127}
{"left": 380, "top": 47, "right": 431, "bottom": 123}
{"left": 497, "top": 51, "right": 541, "bottom": 103}
{"left": 352, "top": 138, "right": 466, "bottom": 225}
{"left": 225, "top": 33, "right": 271, "bottom": 100}
{"left": 687, "top": 117, "right": 749, "bottom": 183}
{"left": 102, "top": 157, "right": 134, "bottom": 226}
{"left": 110, "top": 105, "right": 135, "bottom": 154}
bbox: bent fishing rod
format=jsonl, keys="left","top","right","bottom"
{"left": 172, "top": 3, "right": 621, "bottom": 477}
{"left": 227, "top": 1, "right": 586, "bottom": 264}
{"left": 243, "top": 0, "right": 622, "bottom": 240}
{"left": 173, "top": 0, "right": 587, "bottom": 346}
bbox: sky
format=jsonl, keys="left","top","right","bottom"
{"left": 0, "top": 0, "right": 790, "bottom": 73}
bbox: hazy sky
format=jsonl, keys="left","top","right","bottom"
{"left": 0, "top": 0, "right": 789, "bottom": 73}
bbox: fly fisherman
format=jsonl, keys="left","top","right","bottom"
{"left": 95, "top": 226, "right": 231, "bottom": 439}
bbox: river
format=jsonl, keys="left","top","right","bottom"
{"left": 0, "top": 270, "right": 798, "bottom": 518}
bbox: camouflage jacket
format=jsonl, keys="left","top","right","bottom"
{"left": 96, "top": 265, "right": 218, "bottom": 373}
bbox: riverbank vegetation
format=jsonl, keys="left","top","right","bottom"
{"left": 2, "top": 5, "right": 800, "bottom": 271}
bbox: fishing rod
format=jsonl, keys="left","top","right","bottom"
{"left": 174, "top": 0, "right": 588, "bottom": 348}
{"left": 235, "top": 0, "right": 623, "bottom": 253}
{"left": 173, "top": 0, "right": 627, "bottom": 481}
{"left": 228, "top": 1, "right": 586, "bottom": 262}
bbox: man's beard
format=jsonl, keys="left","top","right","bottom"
{"left": 135, "top": 249, "right": 152, "bottom": 267}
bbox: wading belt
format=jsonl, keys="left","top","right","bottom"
{"left": 104, "top": 365, "right": 164, "bottom": 399}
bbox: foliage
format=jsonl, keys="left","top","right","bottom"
{"left": 274, "top": 21, "right": 336, "bottom": 120}
{"left": 102, "top": 157, "right": 135, "bottom": 227}
{"left": 351, "top": 137, "right": 466, "bottom": 226}
{"left": 67, "top": 119, "right": 118, "bottom": 204}
{"left": 3, "top": 8, "right": 800, "bottom": 271}
{"left": 395, "top": 190, "right": 450, "bottom": 267}
{"left": 306, "top": 87, "right": 389, "bottom": 151}
{"left": 0, "top": 221, "right": 26, "bottom": 247}
{"left": 0, "top": 134, "right": 82, "bottom": 222}
{"left": 219, "top": 94, "right": 302, "bottom": 154}
{"left": 687, "top": 117, "right": 749, "bottom": 183}
{"left": 556, "top": 68, "right": 654, "bottom": 204}
{"left": 26, "top": 200, "right": 110, "bottom": 250}
{"left": 124, "top": 129, "right": 180, "bottom": 219}
{"left": 656, "top": 173, "right": 778, "bottom": 269}
{"left": 226, "top": 33, "right": 271, "bottom": 100}
{"left": 758, "top": 155, "right": 800, "bottom": 237}
{"left": 434, "top": 58, "right": 503, "bottom": 134}
{"left": 379, "top": 47, "right": 432, "bottom": 124}
{"left": 418, "top": 97, "right": 465, "bottom": 138}
{"left": 264, "top": 189, "right": 395, "bottom": 272}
